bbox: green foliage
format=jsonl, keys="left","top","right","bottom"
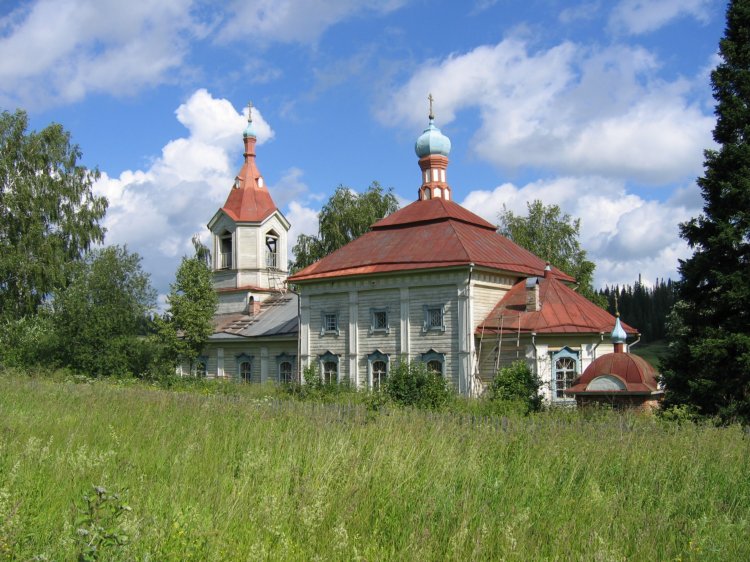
{"left": 0, "top": 312, "right": 58, "bottom": 368}
{"left": 498, "top": 200, "right": 605, "bottom": 307}
{"left": 74, "top": 485, "right": 132, "bottom": 561}
{"left": 598, "top": 278, "right": 678, "bottom": 343}
{"left": 0, "top": 110, "right": 107, "bottom": 320}
{"left": 488, "top": 360, "right": 542, "bottom": 413}
{"left": 384, "top": 360, "right": 453, "bottom": 410}
{"left": 50, "top": 246, "right": 156, "bottom": 377}
{"left": 157, "top": 256, "right": 218, "bottom": 372}
{"left": 2, "top": 374, "right": 750, "bottom": 560}
{"left": 661, "top": 1, "right": 750, "bottom": 424}
{"left": 291, "top": 182, "right": 399, "bottom": 272}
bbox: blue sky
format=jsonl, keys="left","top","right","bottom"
{"left": 0, "top": 0, "right": 726, "bottom": 302}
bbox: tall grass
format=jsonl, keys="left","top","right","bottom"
{"left": 0, "top": 373, "right": 748, "bottom": 560}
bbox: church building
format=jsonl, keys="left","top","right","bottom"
{"left": 196, "top": 101, "right": 644, "bottom": 404}
{"left": 289, "top": 104, "right": 638, "bottom": 402}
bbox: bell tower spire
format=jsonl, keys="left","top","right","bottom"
{"left": 414, "top": 93, "right": 452, "bottom": 201}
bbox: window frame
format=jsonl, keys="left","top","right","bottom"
{"left": 276, "top": 352, "right": 296, "bottom": 384}
{"left": 367, "top": 350, "right": 390, "bottom": 390}
{"left": 551, "top": 347, "right": 580, "bottom": 401}
{"left": 422, "top": 304, "right": 446, "bottom": 333}
{"left": 421, "top": 349, "right": 445, "bottom": 377}
{"left": 369, "top": 307, "right": 390, "bottom": 335}
{"left": 320, "top": 311, "right": 340, "bottom": 336}
{"left": 236, "top": 353, "right": 254, "bottom": 383}
{"left": 318, "top": 351, "right": 339, "bottom": 384}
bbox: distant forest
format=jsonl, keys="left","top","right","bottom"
{"left": 597, "top": 279, "right": 678, "bottom": 343}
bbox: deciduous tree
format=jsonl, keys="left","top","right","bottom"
{"left": 158, "top": 255, "right": 218, "bottom": 373}
{"left": 52, "top": 246, "right": 156, "bottom": 377}
{"left": 0, "top": 110, "right": 107, "bottom": 320}
{"left": 661, "top": 0, "right": 750, "bottom": 423}
{"left": 291, "top": 182, "right": 399, "bottom": 272}
{"left": 497, "top": 200, "right": 604, "bottom": 306}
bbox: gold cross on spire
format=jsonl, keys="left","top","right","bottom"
{"left": 428, "top": 93, "right": 434, "bottom": 120}
{"left": 247, "top": 101, "right": 253, "bottom": 123}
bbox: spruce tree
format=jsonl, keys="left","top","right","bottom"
{"left": 661, "top": 0, "right": 750, "bottom": 422}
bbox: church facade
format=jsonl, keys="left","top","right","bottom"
{"left": 196, "top": 105, "right": 639, "bottom": 404}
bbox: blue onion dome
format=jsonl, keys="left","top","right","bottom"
{"left": 611, "top": 314, "right": 627, "bottom": 344}
{"left": 415, "top": 118, "right": 451, "bottom": 158}
{"left": 243, "top": 119, "right": 257, "bottom": 139}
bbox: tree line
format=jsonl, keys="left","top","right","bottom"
{"left": 0, "top": 0, "right": 748, "bottom": 423}
{"left": 597, "top": 279, "right": 678, "bottom": 343}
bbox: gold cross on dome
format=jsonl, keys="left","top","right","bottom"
{"left": 614, "top": 293, "right": 620, "bottom": 316}
{"left": 247, "top": 101, "right": 253, "bottom": 123}
{"left": 428, "top": 93, "right": 434, "bottom": 120}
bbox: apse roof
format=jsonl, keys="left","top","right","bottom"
{"left": 288, "top": 198, "right": 574, "bottom": 282}
{"left": 477, "top": 273, "right": 638, "bottom": 335}
{"left": 566, "top": 353, "right": 661, "bottom": 395}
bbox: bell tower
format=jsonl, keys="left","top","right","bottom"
{"left": 207, "top": 102, "right": 290, "bottom": 314}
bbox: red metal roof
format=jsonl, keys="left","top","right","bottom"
{"left": 289, "top": 198, "right": 574, "bottom": 282}
{"left": 566, "top": 353, "right": 660, "bottom": 395}
{"left": 221, "top": 137, "right": 277, "bottom": 223}
{"left": 477, "top": 273, "right": 638, "bottom": 335}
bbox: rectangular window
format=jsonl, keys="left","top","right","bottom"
{"left": 423, "top": 304, "right": 446, "bottom": 332}
{"left": 428, "top": 307, "right": 443, "bottom": 329}
{"left": 324, "top": 313, "right": 337, "bottom": 332}
{"left": 320, "top": 312, "right": 339, "bottom": 336}
{"left": 369, "top": 308, "right": 389, "bottom": 334}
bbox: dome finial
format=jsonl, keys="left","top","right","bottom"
{"left": 243, "top": 100, "right": 257, "bottom": 139}
{"left": 428, "top": 93, "right": 435, "bottom": 121}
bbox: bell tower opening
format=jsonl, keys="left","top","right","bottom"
{"left": 265, "top": 230, "right": 279, "bottom": 269}
{"left": 219, "top": 231, "right": 233, "bottom": 269}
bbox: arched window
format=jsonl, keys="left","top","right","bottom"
{"left": 552, "top": 348, "right": 579, "bottom": 400}
{"left": 319, "top": 351, "right": 339, "bottom": 384}
{"left": 276, "top": 352, "right": 296, "bottom": 384}
{"left": 323, "top": 362, "right": 338, "bottom": 384}
{"left": 279, "top": 362, "right": 293, "bottom": 384}
{"left": 218, "top": 230, "right": 232, "bottom": 269}
{"left": 239, "top": 361, "right": 252, "bottom": 382}
{"left": 265, "top": 229, "right": 279, "bottom": 269}
{"left": 367, "top": 350, "right": 389, "bottom": 390}
{"left": 236, "top": 353, "right": 253, "bottom": 383}
{"left": 372, "top": 361, "right": 387, "bottom": 389}
{"left": 421, "top": 349, "right": 445, "bottom": 377}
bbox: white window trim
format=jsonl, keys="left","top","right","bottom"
{"left": 551, "top": 347, "right": 579, "bottom": 402}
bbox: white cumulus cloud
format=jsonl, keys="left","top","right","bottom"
{"left": 461, "top": 176, "right": 701, "bottom": 288}
{"left": 0, "top": 0, "right": 202, "bottom": 108}
{"left": 382, "top": 38, "right": 714, "bottom": 185}
{"left": 93, "top": 89, "right": 283, "bottom": 300}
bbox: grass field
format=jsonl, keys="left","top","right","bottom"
{"left": 1, "top": 373, "right": 749, "bottom": 560}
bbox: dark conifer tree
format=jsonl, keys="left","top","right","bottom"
{"left": 661, "top": 0, "right": 750, "bottom": 422}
